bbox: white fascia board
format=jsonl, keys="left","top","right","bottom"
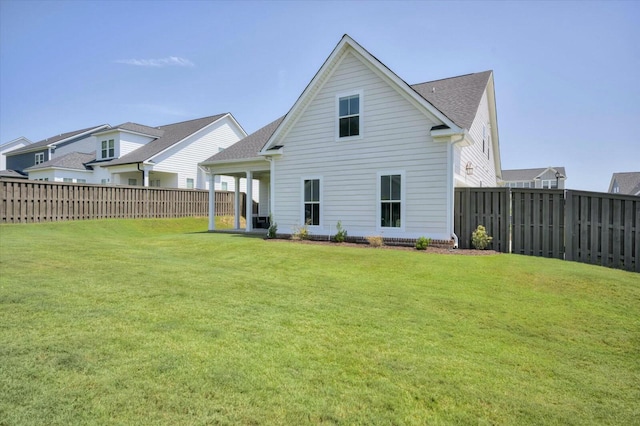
{"left": 486, "top": 75, "right": 502, "bottom": 179}
{"left": 199, "top": 156, "right": 267, "bottom": 167}
{"left": 258, "top": 147, "right": 284, "bottom": 156}
{"left": 431, "top": 128, "right": 472, "bottom": 146}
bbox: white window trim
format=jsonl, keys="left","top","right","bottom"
{"left": 301, "top": 176, "right": 323, "bottom": 229}
{"left": 377, "top": 170, "right": 406, "bottom": 232}
{"left": 335, "top": 89, "right": 363, "bottom": 141}
{"left": 101, "top": 139, "right": 115, "bottom": 160}
{"left": 35, "top": 152, "right": 44, "bottom": 165}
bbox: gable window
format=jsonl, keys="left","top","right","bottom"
{"left": 101, "top": 139, "right": 115, "bottom": 159}
{"left": 379, "top": 173, "right": 403, "bottom": 228}
{"left": 338, "top": 92, "right": 360, "bottom": 138}
{"left": 303, "top": 178, "right": 321, "bottom": 226}
{"left": 541, "top": 179, "right": 558, "bottom": 189}
{"left": 35, "top": 152, "right": 44, "bottom": 165}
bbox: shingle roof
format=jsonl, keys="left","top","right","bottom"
{"left": 0, "top": 169, "right": 28, "bottom": 178}
{"left": 411, "top": 71, "right": 493, "bottom": 130}
{"left": 502, "top": 167, "right": 567, "bottom": 181}
{"left": 7, "top": 125, "right": 109, "bottom": 155}
{"left": 609, "top": 172, "right": 640, "bottom": 195}
{"left": 202, "top": 116, "right": 285, "bottom": 163}
{"left": 25, "top": 152, "right": 96, "bottom": 171}
{"left": 102, "top": 114, "right": 227, "bottom": 166}
{"left": 96, "top": 122, "right": 165, "bottom": 138}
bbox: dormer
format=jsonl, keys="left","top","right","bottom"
{"left": 93, "top": 123, "right": 164, "bottom": 161}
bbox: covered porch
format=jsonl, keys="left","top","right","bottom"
{"left": 205, "top": 163, "right": 271, "bottom": 232}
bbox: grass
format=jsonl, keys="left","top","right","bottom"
{"left": 0, "top": 217, "right": 638, "bottom": 425}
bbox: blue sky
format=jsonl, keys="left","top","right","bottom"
{"left": 1, "top": 0, "right": 638, "bottom": 191}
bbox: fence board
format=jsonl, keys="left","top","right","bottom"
{"left": 0, "top": 179, "right": 246, "bottom": 224}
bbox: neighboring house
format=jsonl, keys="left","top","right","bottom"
{"left": 4, "top": 125, "right": 108, "bottom": 175}
{"left": 18, "top": 114, "right": 247, "bottom": 190}
{"left": 608, "top": 172, "right": 640, "bottom": 195}
{"left": 1, "top": 136, "right": 32, "bottom": 172}
{"left": 200, "top": 35, "right": 501, "bottom": 242}
{"left": 501, "top": 167, "right": 567, "bottom": 189}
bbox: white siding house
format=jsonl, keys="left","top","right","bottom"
{"left": 201, "top": 35, "right": 501, "bottom": 243}
{"left": 22, "top": 114, "right": 246, "bottom": 190}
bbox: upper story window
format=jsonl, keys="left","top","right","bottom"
{"left": 101, "top": 139, "right": 115, "bottom": 159}
{"left": 541, "top": 179, "right": 558, "bottom": 189}
{"left": 35, "top": 152, "right": 44, "bottom": 165}
{"left": 337, "top": 92, "right": 361, "bottom": 139}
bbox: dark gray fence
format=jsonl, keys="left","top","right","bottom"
{"left": 0, "top": 178, "right": 246, "bottom": 223}
{"left": 454, "top": 187, "right": 510, "bottom": 253}
{"left": 455, "top": 188, "right": 638, "bottom": 272}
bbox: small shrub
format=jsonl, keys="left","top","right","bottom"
{"left": 334, "top": 221, "right": 347, "bottom": 243}
{"left": 366, "top": 236, "right": 384, "bottom": 248}
{"left": 267, "top": 215, "right": 277, "bottom": 239}
{"left": 472, "top": 225, "right": 493, "bottom": 250}
{"left": 292, "top": 220, "right": 311, "bottom": 240}
{"left": 415, "top": 236, "right": 431, "bottom": 250}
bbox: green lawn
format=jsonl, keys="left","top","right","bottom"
{"left": 0, "top": 218, "right": 638, "bottom": 425}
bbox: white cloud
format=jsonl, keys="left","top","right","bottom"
{"left": 115, "top": 56, "right": 195, "bottom": 67}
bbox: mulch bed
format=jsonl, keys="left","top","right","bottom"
{"left": 265, "top": 238, "right": 499, "bottom": 256}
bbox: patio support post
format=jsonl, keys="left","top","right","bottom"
{"left": 234, "top": 176, "right": 240, "bottom": 229}
{"left": 208, "top": 171, "right": 216, "bottom": 231}
{"left": 245, "top": 171, "right": 253, "bottom": 232}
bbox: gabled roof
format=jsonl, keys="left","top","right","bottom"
{"left": 25, "top": 152, "right": 95, "bottom": 171}
{"left": 1, "top": 136, "right": 32, "bottom": 149}
{"left": 7, "top": 125, "right": 110, "bottom": 155}
{"left": 202, "top": 116, "right": 285, "bottom": 164}
{"left": 101, "top": 114, "right": 228, "bottom": 167}
{"left": 411, "top": 71, "right": 493, "bottom": 130}
{"left": 94, "top": 122, "right": 165, "bottom": 138}
{"left": 260, "top": 34, "right": 468, "bottom": 153}
{"left": 608, "top": 172, "right": 640, "bottom": 195}
{"left": 502, "top": 167, "right": 567, "bottom": 181}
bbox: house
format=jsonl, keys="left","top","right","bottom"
{"left": 200, "top": 35, "right": 501, "bottom": 243}
{"left": 608, "top": 172, "right": 640, "bottom": 195}
{"left": 1, "top": 136, "right": 32, "bottom": 172}
{"left": 501, "top": 167, "right": 567, "bottom": 189}
{"left": 4, "top": 125, "right": 108, "bottom": 175}
{"left": 13, "top": 114, "right": 247, "bottom": 190}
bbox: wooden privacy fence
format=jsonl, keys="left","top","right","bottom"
{"left": 455, "top": 187, "right": 639, "bottom": 272}
{"left": 0, "top": 179, "right": 246, "bottom": 223}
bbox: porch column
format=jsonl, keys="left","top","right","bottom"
{"left": 234, "top": 176, "right": 240, "bottom": 229}
{"left": 208, "top": 172, "right": 216, "bottom": 231}
{"left": 245, "top": 171, "right": 253, "bottom": 232}
{"left": 143, "top": 169, "right": 149, "bottom": 187}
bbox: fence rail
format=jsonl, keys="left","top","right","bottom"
{"left": 0, "top": 179, "right": 245, "bottom": 223}
{"left": 455, "top": 187, "right": 638, "bottom": 272}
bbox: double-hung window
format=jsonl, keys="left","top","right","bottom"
{"left": 303, "top": 178, "right": 320, "bottom": 226}
{"left": 380, "top": 173, "right": 403, "bottom": 228}
{"left": 101, "top": 139, "right": 115, "bottom": 159}
{"left": 338, "top": 92, "right": 360, "bottom": 138}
